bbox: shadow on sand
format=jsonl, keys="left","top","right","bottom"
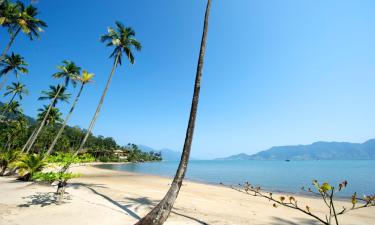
{"left": 77, "top": 183, "right": 209, "bottom": 224}
{"left": 17, "top": 191, "right": 71, "bottom": 207}
{"left": 269, "top": 216, "right": 321, "bottom": 225}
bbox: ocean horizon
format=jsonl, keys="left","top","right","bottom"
{"left": 96, "top": 160, "right": 375, "bottom": 197}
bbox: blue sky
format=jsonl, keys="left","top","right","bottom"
{"left": 1, "top": 0, "right": 375, "bottom": 159}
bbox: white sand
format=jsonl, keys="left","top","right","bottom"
{"left": 0, "top": 163, "right": 374, "bottom": 225}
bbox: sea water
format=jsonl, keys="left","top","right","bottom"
{"left": 96, "top": 160, "right": 375, "bottom": 197}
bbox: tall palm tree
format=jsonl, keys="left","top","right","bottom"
{"left": 24, "top": 85, "right": 70, "bottom": 153}
{"left": 0, "top": 53, "right": 28, "bottom": 90}
{"left": 1, "top": 82, "right": 28, "bottom": 118}
{"left": 76, "top": 21, "right": 141, "bottom": 156}
{"left": 0, "top": 1, "right": 47, "bottom": 61}
{"left": 46, "top": 70, "right": 94, "bottom": 155}
{"left": 136, "top": 1, "right": 211, "bottom": 224}
{"left": 58, "top": 21, "right": 141, "bottom": 176}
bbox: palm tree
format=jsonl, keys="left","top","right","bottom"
{"left": 136, "top": 1, "right": 211, "bottom": 224}
{"left": 0, "top": 1, "right": 19, "bottom": 28}
{"left": 0, "top": 53, "right": 28, "bottom": 90}
{"left": 1, "top": 82, "right": 28, "bottom": 118}
{"left": 46, "top": 70, "right": 94, "bottom": 155}
{"left": 75, "top": 21, "right": 141, "bottom": 157}
{"left": 37, "top": 105, "right": 62, "bottom": 126}
{"left": 4, "top": 82, "right": 28, "bottom": 102}
{"left": 24, "top": 85, "right": 71, "bottom": 153}
{"left": 0, "top": 1, "right": 47, "bottom": 61}
{"left": 39, "top": 85, "right": 71, "bottom": 106}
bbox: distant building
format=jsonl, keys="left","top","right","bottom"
{"left": 113, "top": 149, "right": 129, "bottom": 159}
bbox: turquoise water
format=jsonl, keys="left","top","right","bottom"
{"left": 96, "top": 160, "right": 375, "bottom": 197}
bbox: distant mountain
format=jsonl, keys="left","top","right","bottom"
{"left": 217, "top": 139, "right": 375, "bottom": 160}
{"left": 139, "top": 145, "right": 195, "bottom": 161}
{"left": 216, "top": 153, "right": 253, "bottom": 160}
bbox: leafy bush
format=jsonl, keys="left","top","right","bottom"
{"left": 32, "top": 171, "right": 81, "bottom": 183}
{"left": 46, "top": 152, "right": 96, "bottom": 165}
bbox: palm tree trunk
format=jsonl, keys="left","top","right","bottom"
{"left": 59, "top": 54, "right": 119, "bottom": 173}
{"left": 46, "top": 83, "right": 85, "bottom": 156}
{"left": 25, "top": 85, "right": 63, "bottom": 153}
{"left": 0, "top": 28, "right": 21, "bottom": 62}
{"left": 135, "top": 1, "right": 211, "bottom": 224}
{"left": 74, "top": 54, "right": 119, "bottom": 157}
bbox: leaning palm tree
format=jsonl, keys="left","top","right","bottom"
{"left": 24, "top": 85, "right": 71, "bottom": 153}
{"left": 76, "top": 21, "right": 141, "bottom": 156}
{"left": 23, "top": 61, "right": 79, "bottom": 153}
{"left": 136, "top": 1, "right": 211, "bottom": 224}
{"left": 1, "top": 82, "right": 28, "bottom": 118}
{"left": 46, "top": 70, "right": 94, "bottom": 155}
{"left": 0, "top": 1, "right": 47, "bottom": 61}
{"left": 0, "top": 53, "right": 28, "bottom": 90}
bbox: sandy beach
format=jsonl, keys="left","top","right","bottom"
{"left": 0, "top": 163, "right": 374, "bottom": 225}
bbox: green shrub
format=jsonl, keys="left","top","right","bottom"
{"left": 32, "top": 171, "right": 81, "bottom": 183}
{"left": 46, "top": 152, "right": 96, "bottom": 165}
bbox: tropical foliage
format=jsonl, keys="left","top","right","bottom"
{"left": 16, "top": 153, "right": 46, "bottom": 181}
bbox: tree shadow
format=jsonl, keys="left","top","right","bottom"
{"left": 269, "top": 216, "right": 321, "bottom": 225}
{"left": 17, "top": 192, "right": 71, "bottom": 207}
{"left": 81, "top": 184, "right": 142, "bottom": 220}
{"left": 79, "top": 183, "right": 209, "bottom": 224}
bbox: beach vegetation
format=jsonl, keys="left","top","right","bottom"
{"left": 16, "top": 153, "right": 46, "bottom": 181}
{"left": 225, "top": 180, "right": 375, "bottom": 225}
{"left": 0, "top": 148, "right": 20, "bottom": 175}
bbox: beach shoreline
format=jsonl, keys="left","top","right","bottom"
{"left": 0, "top": 163, "right": 374, "bottom": 225}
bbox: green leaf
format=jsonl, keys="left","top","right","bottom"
{"left": 321, "top": 182, "right": 332, "bottom": 192}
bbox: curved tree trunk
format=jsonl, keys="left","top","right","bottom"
{"left": 46, "top": 83, "right": 85, "bottom": 156}
{"left": 135, "top": 1, "right": 211, "bottom": 224}
{"left": 59, "top": 54, "right": 119, "bottom": 175}
{"left": 0, "top": 28, "right": 21, "bottom": 62}
{"left": 25, "top": 85, "right": 63, "bottom": 153}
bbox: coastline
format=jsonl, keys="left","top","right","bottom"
{"left": 0, "top": 163, "right": 374, "bottom": 225}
